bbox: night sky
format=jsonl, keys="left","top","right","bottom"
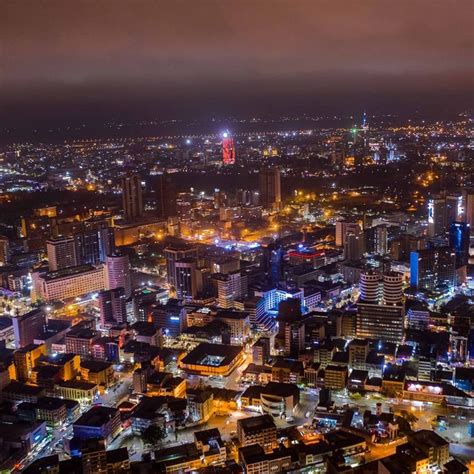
{"left": 1, "top": 0, "right": 473, "bottom": 127}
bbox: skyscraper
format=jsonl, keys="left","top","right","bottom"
{"left": 410, "top": 247, "right": 456, "bottom": 290}
{"left": 156, "top": 173, "right": 177, "bottom": 219}
{"left": 222, "top": 132, "right": 236, "bottom": 165}
{"left": 98, "top": 287, "right": 127, "bottom": 328}
{"left": 121, "top": 175, "right": 143, "bottom": 221}
{"left": 46, "top": 236, "right": 78, "bottom": 271}
{"left": 164, "top": 245, "right": 198, "bottom": 289}
{"left": 335, "top": 221, "right": 361, "bottom": 247}
{"left": 74, "top": 226, "right": 115, "bottom": 265}
{"left": 175, "top": 258, "right": 198, "bottom": 300}
{"left": 359, "top": 270, "right": 381, "bottom": 303}
{"left": 449, "top": 221, "right": 470, "bottom": 268}
{"left": 428, "top": 193, "right": 462, "bottom": 237}
{"left": 12, "top": 308, "right": 47, "bottom": 348}
{"left": 344, "top": 232, "right": 365, "bottom": 261}
{"left": 106, "top": 253, "right": 132, "bottom": 298}
{"left": 383, "top": 272, "right": 404, "bottom": 305}
{"left": 259, "top": 167, "right": 281, "bottom": 210}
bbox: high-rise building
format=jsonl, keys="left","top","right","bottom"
{"left": 348, "top": 339, "right": 369, "bottom": 370}
{"left": 449, "top": 221, "right": 470, "bottom": 268}
{"left": 121, "top": 175, "right": 143, "bottom": 221}
{"left": 46, "top": 236, "right": 78, "bottom": 271}
{"left": 365, "top": 225, "right": 388, "bottom": 255}
{"left": 12, "top": 308, "right": 47, "bottom": 348}
{"left": 0, "top": 236, "right": 9, "bottom": 266}
{"left": 428, "top": 193, "right": 462, "bottom": 237}
{"left": 356, "top": 302, "right": 405, "bottom": 344}
{"left": 359, "top": 270, "right": 381, "bottom": 303}
{"left": 106, "top": 253, "right": 131, "bottom": 298}
{"left": 222, "top": 132, "right": 236, "bottom": 165}
{"left": 164, "top": 245, "right": 198, "bottom": 289}
{"left": 214, "top": 271, "right": 244, "bottom": 309}
{"left": 344, "top": 232, "right": 365, "bottom": 261}
{"left": 410, "top": 247, "right": 456, "bottom": 290}
{"left": 175, "top": 258, "right": 198, "bottom": 300}
{"left": 259, "top": 167, "right": 281, "bottom": 210}
{"left": 98, "top": 288, "right": 127, "bottom": 328}
{"left": 463, "top": 190, "right": 474, "bottom": 229}
{"left": 74, "top": 226, "right": 115, "bottom": 265}
{"left": 335, "top": 221, "right": 361, "bottom": 247}
{"left": 156, "top": 173, "right": 177, "bottom": 219}
{"left": 383, "top": 272, "right": 404, "bottom": 305}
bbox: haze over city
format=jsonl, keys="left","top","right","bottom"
{"left": 0, "top": 1, "right": 472, "bottom": 473}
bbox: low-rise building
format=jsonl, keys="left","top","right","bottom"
{"left": 237, "top": 414, "right": 278, "bottom": 453}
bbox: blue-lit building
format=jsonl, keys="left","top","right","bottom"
{"left": 410, "top": 247, "right": 456, "bottom": 291}
{"left": 449, "top": 221, "right": 470, "bottom": 268}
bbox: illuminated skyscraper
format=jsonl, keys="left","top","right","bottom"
{"left": 449, "top": 221, "right": 470, "bottom": 268}
{"left": 222, "top": 131, "right": 236, "bottom": 165}
{"left": 121, "top": 174, "right": 143, "bottom": 221}
{"left": 106, "top": 253, "right": 131, "bottom": 298}
{"left": 259, "top": 167, "right": 281, "bottom": 210}
{"left": 410, "top": 247, "right": 456, "bottom": 290}
{"left": 46, "top": 236, "right": 78, "bottom": 271}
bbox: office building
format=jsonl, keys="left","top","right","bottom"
{"left": 356, "top": 302, "right": 405, "bottom": 344}
{"left": 106, "top": 253, "right": 131, "bottom": 298}
{"left": 410, "top": 247, "right": 456, "bottom": 290}
{"left": 74, "top": 226, "right": 115, "bottom": 265}
{"left": 359, "top": 270, "right": 381, "bottom": 303}
{"left": 259, "top": 167, "right": 281, "bottom": 210}
{"left": 46, "top": 236, "right": 78, "bottom": 271}
{"left": 464, "top": 190, "right": 474, "bottom": 228}
{"left": 0, "top": 236, "right": 9, "bottom": 266}
{"left": 222, "top": 132, "right": 236, "bottom": 165}
{"left": 13, "top": 343, "right": 47, "bottom": 382}
{"left": 237, "top": 414, "right": 278, "bottom": 453}
{"left": 13, "top": 308, "right": 47, "bottom": 348}
{"left": 99, "top": 288, "right": 127, "bottom": 328}
{"left": 428, "top": 193, "right": 461, "bottom": 237}
{"left": 383, "top": 272, "right": 404, "bottom": 305}
{"left": 335, "top": 220, "right": 361, "bottom": 247}
{"left": 73, "top": 406, "right": 121, "bottom": 444}
{"left": 32, "top": 265, "right": 106, "bottom": 303}
{"left": 365, "top": 225, "right": 388, "bottom": 255}
{"left": 214, "top": 271, "right": 244, "bottom": 309}
{"left": 348, "top": 339, "right": 369, "bottom": 370}
{"left": 175, "top": 258, "right": 198, "bottom": 300}
{"left": 449, "top": 221, "right": 470, "bottom": 268}
{"left": 344, "top": 232, "right": 365, "bottom": 260}
{"left": 121, "top": 174, "right": 143, "bottom": 221}
{"left": 164, "top": 245, "right": 198, "bottom": 288}
{"left": 156, "top": 173, "right": 177, "bottom": 219}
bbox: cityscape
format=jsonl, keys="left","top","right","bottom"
{"left": 0, "top": 1, "right": 473, "bottom": 474}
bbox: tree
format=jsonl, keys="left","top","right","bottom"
{"left": 142, "top": 425, "right": 167, "bottom": 447}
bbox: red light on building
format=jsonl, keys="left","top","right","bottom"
{"left": 222, "top": 133, "right": 236, "bottom": 165}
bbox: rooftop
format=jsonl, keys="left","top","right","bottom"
{"left": 74, "top": 406, "right": 118, "bottom": 427}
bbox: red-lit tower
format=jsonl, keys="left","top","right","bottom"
{"left": 222, "top": 131, "right": 236, "bottom": 165}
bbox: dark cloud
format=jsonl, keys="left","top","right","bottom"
{"left": 1, "top": 0, "right": 472, "bottom": 125}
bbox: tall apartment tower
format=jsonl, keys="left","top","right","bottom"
{"left": 121, "top": 175, "right": 143, "bottom": 221}
{"left": 259, "top": 167, "right": 281, "bottom": 210}
{"left": 106, "top": 253, "right": 132, "bottom": 298}
{"left": 46, "top": 236, "right": 79, "bottom": 271}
